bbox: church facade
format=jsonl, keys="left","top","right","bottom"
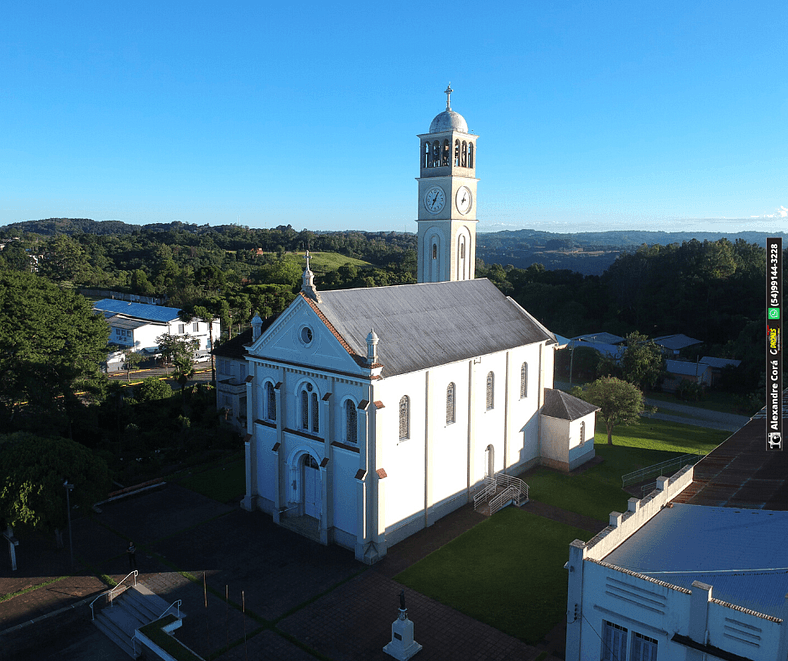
{"left": 238, "top": 89, "right": 596, "bottom": 563}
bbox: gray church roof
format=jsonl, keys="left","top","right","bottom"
{"left": 308, "top": 279, "right": 556, "bottom": 377}
{"left": 542, "top": 388, "right": 599, "bottom": 420}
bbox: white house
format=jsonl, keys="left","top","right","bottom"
{"left": 93, "top": 299, "right": 219, "bottom": 354}
{"left": 565, "top": 392, "right": 788, "bottom": 661}
{"left": 237, "top": 89, "right": 597, "bottom": 564}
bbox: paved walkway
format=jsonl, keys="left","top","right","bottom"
{"left": 642, "top": 397, "right": 749, "bottom": 432}
{"left": 0, "top": 483, "right": 590, "bottom": 660}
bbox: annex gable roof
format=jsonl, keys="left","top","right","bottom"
{"left": 542, "top": 388, "right": 599, "bottom": 421}
{"left": 93, "top": 299, "right": 182, "bottom": 324}
{"left": 300, "top": 278, "right": 556, "bottom": 377}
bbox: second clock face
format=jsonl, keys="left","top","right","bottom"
{"left": 455, "top": 186, "right": 472, "bottom": 215}
{"left": 424, "top": 186, "right": 445, "bottom": 213}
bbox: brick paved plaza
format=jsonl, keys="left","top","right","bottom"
{"left": 0, "top": 483, "right": 580, "bottom": 660}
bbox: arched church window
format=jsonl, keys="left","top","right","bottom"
{"left": 486, "top": 372, "right": 494, "bottom": 410}
{"left": 446, "top": 383, "right": 456, "bottom": 425}
{"left": 442, "top": 139, "right": 450, "bottom": 166}
{"left": 345, "top": 399, "right": 357, "bottom": 444}
{"left": 520, "top": 363, "right": 528, "bottom": 399}
{"left": 460, "top": 238, "right": 465, "bottom": 259}
{"left": 432, "top": 244, "right": 437, "bottom": 260}
{"left": 454, "top": 140, "right": 461, "bottom": 167}
{"left": 399, "top": 396, "right": 410, "bottom": 440}
{"left": 423, "top": 141, "right": 430, "bottom": 169}
{"left": 468, "top": 142, "right": 474, "bottom": 168}
{"left": 311, "top": 392, "right": 319, "bottom": 432}
{"left": 461, "top": 141, "right": 467, "bottom": 167}
{"left": 301, "top": 389, "right": 309, "bottom": 429}
{"left": 432, "top": 141, "right": 440, "bottom": 167}
{"left": 265, "top": 381, "right": 276, "bottom": 421}
{"left": 299, "top": 383, "right": 319, "bottom": 433}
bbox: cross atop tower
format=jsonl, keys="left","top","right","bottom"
{"left": 444, "top": 84, "right": 453, "bottom": 111}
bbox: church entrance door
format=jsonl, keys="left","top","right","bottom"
{"left": 303, "top": 454, "right": 321, "bottom": 519}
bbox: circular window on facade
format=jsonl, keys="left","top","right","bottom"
{"left": 300, "top": 325, "right": 314, "bottom": 345}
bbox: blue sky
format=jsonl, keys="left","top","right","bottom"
{"left": 1, "top": 1, "right": 785, "bottom": 234}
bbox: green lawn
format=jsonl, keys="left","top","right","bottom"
{"left": 396, "top": 507, "right": 592, "bottom": 644}
{"left": 177, "top": 457, "right": 246, "bottom": 503}
{"left": 279, "top": 251, "right": 371, "bottom": 272}
{"left": 520, "top": 417, "right": 728, "bottom": 521}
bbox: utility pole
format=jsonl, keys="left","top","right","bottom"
{"left": 64, "top": 481, "right": 74, "bottom": 567}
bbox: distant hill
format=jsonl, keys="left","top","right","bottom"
{"left": 476, "top": 228, "right": 788, "bottom": 275}
{"left": 2, "top": 218, "right": 784, "bottom": 276}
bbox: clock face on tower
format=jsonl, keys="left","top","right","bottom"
{"left": 455, "top": 186, "right": 472, "bottom": 215}
{"left": 424, "top": 186, "right": 445, "bottom": 214}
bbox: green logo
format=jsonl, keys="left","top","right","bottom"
{"left": 768, "top": 308, "right": 780, "bottom": 319}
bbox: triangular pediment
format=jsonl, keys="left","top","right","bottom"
{"left": 247, "top": 297, "right": 366, "bottom": 375}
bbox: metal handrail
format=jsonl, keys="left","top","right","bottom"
{"left": 157, "top": 599, "right": 183, "bottom": 621}
{"left": 489, "top": 486, "right": 520, "bottom": 516}
{"left": 473, "top": 477, "right": 497, "bottom": 509}
{"left": 90, "top": 570, "right": 138, "bottom": 620}
{"left": 621, "top": 453, "right": 702, "bottom": 487}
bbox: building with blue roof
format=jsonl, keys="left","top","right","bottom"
{"left": 93, "top": 299, "right": 219, "bottom": 355}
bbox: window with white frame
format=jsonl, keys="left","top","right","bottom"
{"left": 486, "top": 372, "right": 494, "bottom": 410}
{"left": 178, "top": 323, "right": 185, "bottom": 334}
{"left": 345, "top": 399, "right": 357, "bottom": 444}
{"left": 580, "top": 421, "right": 586, "bottom": 445}
{"left": 601, "top": 621, "right": 628, "bottom": 661}
{"left": 265, "top": 382, "right": 276, "bottom": 421}
{"left": 631, "top": 632, "right": 657, "bottom": 661}
{"left": 299, "top": 383, "right": 319, "bottom": 433}
{"left": 520, "top": 362, "right": 528, "bottom": 399}
{"left": 399, "top": 396, "right": 409, "bottom": 440}
{"left": 446, "top": 383, "right": 456, "bottom": 425}
{"left": 193, "top": 322, "right": 199, "bottom": 332}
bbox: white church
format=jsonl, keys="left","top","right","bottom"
{"left": 236, "top": 88, "right": 597, "bottom": 563}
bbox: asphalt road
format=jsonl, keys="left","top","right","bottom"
{"left": 107, "top": 363, "right": 214, "bottom": 389}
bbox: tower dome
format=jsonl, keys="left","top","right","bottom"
{"left": 429, "top": 110, "right": 467, "bottom": 134}
{"left": 428, "top": 84, "right": 467, "bottom": 133}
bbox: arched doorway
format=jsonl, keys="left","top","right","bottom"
{"left": 302, "top": 454, "right": 321, "bottom": 519}
{"left": 485, "top": 444, "right": 495, "bottom": 478}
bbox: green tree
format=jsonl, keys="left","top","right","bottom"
{"left": 0, "top": 270, "right": 110, "bottom": 431}
{"left": 172, "top": 354, "right": 195, "bottom": 393}
{"left": 620, "top": 332, "right": 665, "bottom": 390}
{"left": 121, "top": 348, "right": 144, "bottom": 383}
{"left": 156, "top": 333, "right": 198, "bottom": 374}
{"left": 137, "top": 376, "right": 172, "bottom": 402}
{"left": 574, "top": 376, "right": 644, "bottom": 445}
{"left": 0, "top": 433, "right": 110, "bottom": 541}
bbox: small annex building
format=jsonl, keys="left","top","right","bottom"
{"left": 236, "top": 88, "right": 598, "bottom": 563}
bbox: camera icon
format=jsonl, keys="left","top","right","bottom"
{"left": 768, "top": 432, "right": 782, "bottom": 450}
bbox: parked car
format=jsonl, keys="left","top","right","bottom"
{"left": 193, "top": 351, "right": 212, "bottom": 363}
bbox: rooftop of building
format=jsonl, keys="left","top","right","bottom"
{"left": 93, "top": 299, "right": 183, "bottom": 324}
{"left": 604, "top": 503, "right": 788, "bottom": 618}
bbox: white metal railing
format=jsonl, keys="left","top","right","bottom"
{"left": 473, "top": 477, "right": 497, "bottom": 510}
{"left": 621, "top": 453, "right": 703, "bottom": 488}
{"left": 474, "top": 472, "right": 529, "bottom": 514}
{"left": 90, "top": 570, "right": 138, "bottom": 620}
{"left": 157, "top": 599, "right": 183, "bottom": 620}
{"left": 489, "top": 486, "right": 519, "bottom": 516}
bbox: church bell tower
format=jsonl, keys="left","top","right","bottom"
{"left": 416, "top": 85, "right": 478, "bottom": 283}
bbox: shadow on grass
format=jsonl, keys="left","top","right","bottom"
{"left": 396, "top": 507, "right": 593, "bottom": 645}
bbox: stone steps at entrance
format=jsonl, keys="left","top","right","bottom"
{"left": 279, "top": 514, "right": 321, "bottom": 542}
